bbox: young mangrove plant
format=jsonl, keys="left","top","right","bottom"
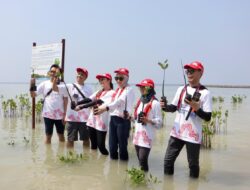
{"left": 202, "top": 107, "right": 229, "bottom": 148}
{"left": 202, "top": 122, "right": 214, "bottom": 148}
{"left": 35, "top": 99, "right": 43, "bottom": 122}
{"left": 58, "top": 151, "right": 88, "bottom": 163}
{"left": 231, "top": 95, "right": 246, "bottom": 104}
{"left": 125, "top": 167, "right": 161, "bottom": 186}
{"left": 212, "top": 96, "right": 225, "bottom": 103}
{"left": 17, "top": 93, "right": 31, "bottom": 117}
{"left": 1, "top": 98, "right": 17, "bottom": 117}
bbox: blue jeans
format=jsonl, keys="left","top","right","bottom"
{"left": 109, "top": 116, "right": 131, "bottom": 160}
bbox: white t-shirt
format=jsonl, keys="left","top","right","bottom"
{"left": 170, "top": 85, "right": 212, "bottom": 144}
{"left": 58, "top": 83, "right": 92, "bottom": 122}
{"left": 103, "top": 85, "right": 135, "bottom": 118}
{"left": 133, "top": 99, "right": 162, "bottom": 148}
{"left": 87, "top": 89, "right": 115, "bottom": 131}
{"left": 36, "top": 80, "right": 67, "bottom": 120}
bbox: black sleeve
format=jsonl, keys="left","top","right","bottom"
{"left": 162, "top": 104, "right": 177, "bottom": 113}
{"left": 195, "top": 108, "right": 211, "bottom": 121}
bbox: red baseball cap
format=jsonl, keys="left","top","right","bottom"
{"left": 184, "top": 61, "right": 204, "bottom": 73}
{"left": 96, "top": 73, "right": 112, "bottom": 80}
{"left": 136, "top": 79, "right": 155, "bottom": 88}
{"left": 114, "top": 68, "right": 129, "bottom": 76}
{"left": 76, "top": 68, "right": 88, "bottom": 78}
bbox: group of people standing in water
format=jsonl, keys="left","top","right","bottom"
{"left": 30, "top": 61, "right": 212, "bottom": 178}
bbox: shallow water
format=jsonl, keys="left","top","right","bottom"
{"left": 0, "top": 84, "right": 250, "bottom": 190}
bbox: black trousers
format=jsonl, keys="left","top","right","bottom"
{"left": 135, "top": 145, "right": 151, "bottom": 171}
{"left": 89, "top": 127, "right": 109, "bottom": 155}
{"left": 164, "top": 136, "right": 200, "bottom": 178}
{"left": 109, "top": 116, "right": 131, "bottom": 160}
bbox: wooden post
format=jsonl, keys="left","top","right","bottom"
{"left": 61, "top": 39, "right": 65, "bottom": 82}
{"left": 32, "top": 42, "right": 36, "bottom": 129}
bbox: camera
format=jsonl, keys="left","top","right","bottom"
{"left": 137, "top": 111, "right": 145, "bottom": 125}
{"left": 192, "top": 91, "right": 201, "bottom": 102}
{"left": 185, "top": 93, "right": 192, "bottom": 102}
{"left": 71, "top": 101, "right": 76, "bottom": 110}
{"left": 185, "top": 91, "right": 201, "bottom": 120}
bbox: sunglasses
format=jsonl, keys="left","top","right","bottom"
{"left": 115, "top": 76, "right": 124, "bottom": 81}
{"left": 185, "top": 69, "right": 196, "bottom": 75}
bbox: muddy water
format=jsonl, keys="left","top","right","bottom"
{"left": 0, "top": 85, "right": 250, "bottom": 190}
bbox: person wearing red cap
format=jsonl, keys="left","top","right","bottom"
{"left": 94, "top": 68, "right": 135, "bottom": 161}
{"left": 160, "top": 61, "right": 212, "bottom": 178}
{"left": 133, "top": 79, "right": 162, "bottom": 171}
{"left": 85, "top": 73, "right": 115, "bottom": 155}
{"left": 53, "top": 67, "right": 92, "bottom": 149}
{"left": 30, "top": 64, "right": 68, "bottom": 144}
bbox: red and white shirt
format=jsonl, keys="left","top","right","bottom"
{"left": 87, "top": 89, "right": 115, "bottom": 131}
{"left": 103, "top": 85, "right": 135, "bottom": 118}
{"left": 170, "top": 85, "right": 212, "bottom": 144}
{"left": 36, "top": 80, "right": 67, "bottom": 120}
{"left": 133, "top": 99, "right": 162, "bottom": 148}
{"left": 58, "top": 83, "right": 92, "bottom": 122}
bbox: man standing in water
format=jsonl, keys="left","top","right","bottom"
{"left": 53, "top": 68, "right": 92, "bottom": 149}
{"left": 161, "top": 61, "right": 212, "bottom": 178}
{"left": 95, "top": 68, "right": 135, "bottom": 161}
{"left": 30, "top": 64, "right": 68, "bottom": 144}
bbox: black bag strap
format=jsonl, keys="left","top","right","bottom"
{"left": 44, "top": 89, "right": 52, "bottom": 99}
{"left": 72, "top": 83, "right": 86, "bottom": 99}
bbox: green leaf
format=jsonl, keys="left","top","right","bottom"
{"left": 158, "top": 62, "right": 169, "bottom": 70}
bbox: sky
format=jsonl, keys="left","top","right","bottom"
{"left": 0, "top": 0, "right": 249, "bottom": 86}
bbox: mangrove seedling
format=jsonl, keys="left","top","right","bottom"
{"left": 58, "top": 151, "right": 88, "bottom": 163}
{"left": 125, "top": 167, "right": 161, "bottom": 186}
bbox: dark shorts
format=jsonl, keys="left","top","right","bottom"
{"left": 44, "top": 117, "right": 65, "bottom": 135}
{"left": 66, "top": 122, "right": 89, "bottom": 141}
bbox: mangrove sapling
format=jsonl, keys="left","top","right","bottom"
{"left": 202, "top": 122, "right": 214, "bottom": 148}
{"left": 158, "top": 59, "right": 169, "bottom": 111}
{"left": 125, "top": 167, "right": 161, "bottom": 186}
{"left": 35, "top": 99, "right": 43, "bottom": 122}
{"left": 17, "top": 93, "right": 31, "bottom": 117}
{"left": 1, "top": 100, "right": 8, "bottom": 117}
{"left": 218, "top": 96, "right": 225, "bottom": 103}
{"left": 58, "top": 151, "right": 88, "bottom": 163}
{"left": 231, "top": 95, "right": 245, "bottom": 104}
{"left": 202, "top": 107, "right": 229, "bottom": 148}
{"left": 212, "top": 97, "right": 218, "bottom": 103}
{"left": 8, "top": 98, "right": 17, "bottom": 117}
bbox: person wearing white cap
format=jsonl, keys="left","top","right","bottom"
{"left": 160, "top": 61, "right": 212, "bottom": 178}
{"left": 133, "top": 79, "right": 162, "bottom": 171}
{"left": 52, "top": 67, "right": 92, "bottom": 149}
{"left": 86, "top": 73, "right": 115, "bottom": 155}
{"left": 94, "top": 68, "right": 135, "bottom": 161}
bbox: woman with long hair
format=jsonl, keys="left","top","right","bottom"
{"left": 86, "top": 73, "right": 114, "bottom": 155}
